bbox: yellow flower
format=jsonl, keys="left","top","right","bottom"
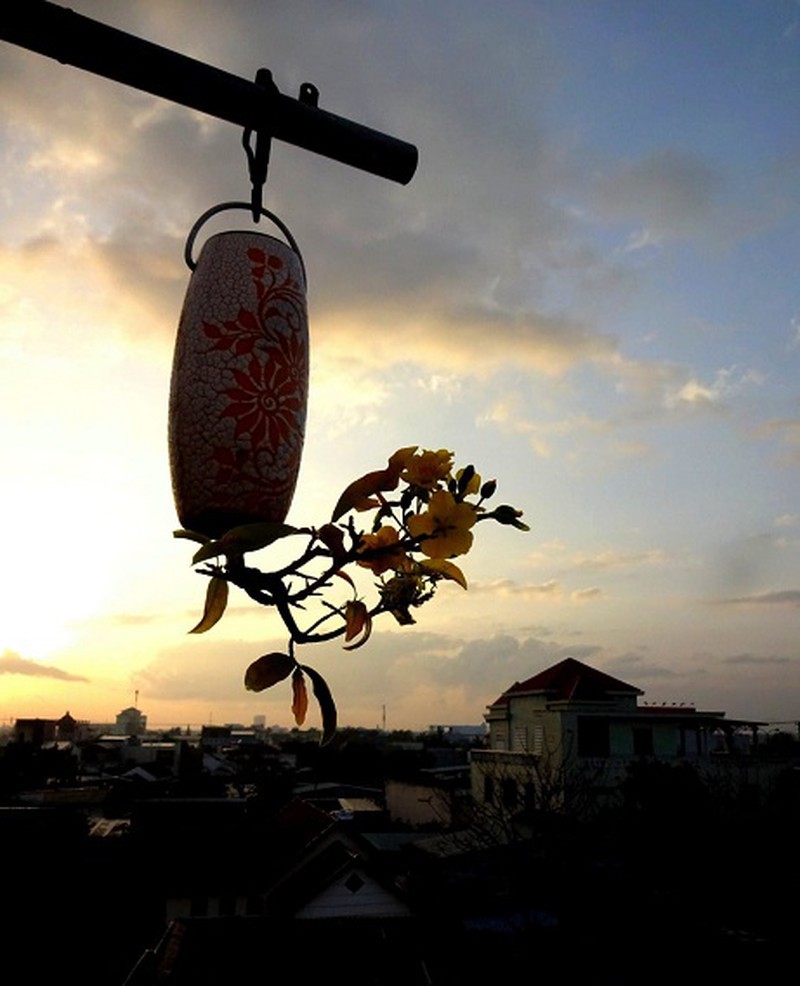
{"left": 401, "top": 448, "right": 453, "bottom": 489}
{"left": 407, "top": 490, "right": 477, "bottom": 558}
{"left": 357, "top": 526, "right": 409, "bottom": 575}
{"left": 456, "top": 467, "right": 481, "bottom": 496}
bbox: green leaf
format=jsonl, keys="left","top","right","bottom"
{"left": 244, "top": 652, "right": 296, "bottom": 692}
{"left": 301, "top": 665, "right": 338, "bottom": 745}
{"left": 222, "top": 522, "right": 299, "bottom": 552}
{"left": 192, "top": 522, "right": 299, "bottom": 563}
{"left": 189, "top": 576, "right": 229, "bottom": 633}
{"left": 192, "top": 540, "right": 225, "bottom": 564}
{"left": 174, "top": 529, "right": 212, "bottom": 545}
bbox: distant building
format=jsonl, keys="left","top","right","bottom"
{"left": 427, "top": 724, "right": 487, "bottom": 745}
{"left": 56, "top": 712, "right": 78, "bottom": 740}
{"left": 116, "top": 706, "right": 147, "bottom": 736}
{"left": 14, "top": 713, "right": 91, "bottom": 745}
{"left": 200, "top": 726, "right": 231, "bottom": 750}
{"left": 14, "top": 718, "right": 57, "bottom": 746}
{"left": 471, "top": 657, "right": 766, "bottom": 816}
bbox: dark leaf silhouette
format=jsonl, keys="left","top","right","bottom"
{"left": 244, "top": 652, "right": 296, "bottom": 692}
{"left": 301, "top": 665, "right": 338, "bottom": 745}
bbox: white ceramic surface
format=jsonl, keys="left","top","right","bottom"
{"left": 169, "top": 231, "right": 308, "bottom": 537}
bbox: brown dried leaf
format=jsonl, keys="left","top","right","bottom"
{"left": 189, "top": 576, "right": 229, "bottom": 633}
{"left": 291, "top": 667, "right": 309, "bottom": 726}
{"left": 317, "top": 523, "right": 348, "bottom": 566}
{"left": 344, "top": 599, "right": 367, "bottom": 642}
{"left": 334, "top": 569, "right": 357, "bottom": 591}
{"left": 343, "top": 600, "right": 373, "bottom": 651}
{"left": 244, "top": 652, "right": 296, "bottom": 692}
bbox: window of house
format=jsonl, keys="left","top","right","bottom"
{"left": 512, "top": 726, "right": 528, "bottom": 752}
{"left": 633, "top": 726, "right": 654, "bottom": 757}
{"left": 533, "top": 723, "right": 544, "bottom": 756}
{"left": 245, "top": 894, "right": 264, "bottom": 916}
{"left": 218, "top": 895, "right": 236, "bottom": 917}
{"left": 577, "top": 716, "right": 610, "bottom": 757}
{"left": 501, "top": 778, "right": 518, "bottom": 809}
{"left": 189, "top": 896, "right": 207, "bottom": 917}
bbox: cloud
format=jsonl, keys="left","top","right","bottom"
{"left": 620, "top": 227, "right": 663, "bottom": 253}
{"left": 110, "top": 614, "right": 158, "bottom": 627}
{"left": 775, "top": 513, "right": 800, "bottom": 528}
{"left": 757, "top": 419, "right": 800, "bottom": 464}
{"left": 471, "top": 578, "right": 563, "bottom": 598}
{"left": 135, "top": 629, "right": 609, "bottom": 727}
{"left": 789, "top": 315, "right": 800, "bottom": 350}
{"left": 723, "top": 654, "right": 793, "bottom": 665}
{"left": 0, "top": 650, "right": 89, "bottom": 682}
{"left": 711, "top": 590, "right": 800, "bottom": 607}
{"left": 479, "top": 401, "right": 612, "bottom": 458}
{"left": 314, "top": 300, "right": 619, "bottom": 385}
{"left": 568, "top": 549, "right": 666, "bottom": 572}
{"left": 570, "top": 587, "right": 604, "bottom": 602}
{"left": 592, "top": 149, "right": 721, "bottom": 240}
{"left": 604, "top": 653, "right": 677, "bottom": 680}
{"left": 663, "top": 366, "right": 763, "bottom": 411}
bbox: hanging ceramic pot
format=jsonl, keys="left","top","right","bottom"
{"left": 169, "top": 203, "right": 308, "bottom": 538}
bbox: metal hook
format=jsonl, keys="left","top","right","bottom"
{"left": 242, "top": 68, "right": 278, "bottom": 222}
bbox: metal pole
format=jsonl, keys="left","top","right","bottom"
{"left": 0, "top": 1, "right": 418, "bottom": 185}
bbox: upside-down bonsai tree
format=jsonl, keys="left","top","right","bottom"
{"left": 176, "top": 446, "right": 528, "bottom": 743}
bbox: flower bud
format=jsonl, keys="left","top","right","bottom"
{"left": 491, "top": 504, "right": 530, "bottom": 531}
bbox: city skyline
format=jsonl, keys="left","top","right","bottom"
{"left": 2, "top": 1, "right": 799, "bottom": 730}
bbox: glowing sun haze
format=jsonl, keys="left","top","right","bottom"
{"left": 1, "top": 0, "right": 799, "bottom": 731}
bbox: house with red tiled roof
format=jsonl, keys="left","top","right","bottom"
{"left": 471, "top": 658, "right": 762, "bottom": 817}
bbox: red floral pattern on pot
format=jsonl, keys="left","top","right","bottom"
{"left": 169, "top": 232, "right": 308, "bottom": 538}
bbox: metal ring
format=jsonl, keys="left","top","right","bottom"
{"left": 184, "top": 201, "right": 306, "bottom": 285}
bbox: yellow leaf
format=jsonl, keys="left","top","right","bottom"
{"left": 292, "top": 667, "right": 309, "bottom": 725}
{"left": 331, "top": 446, "right": 418, "bottom": 522}
{"left": 244, "top": 652, "right": 296, "bottom": 692}
{"left": 189, "top": 577, "right": 229, "bottom": 633}
{"left": 419, "top": 558, "right": 468, "bottom": 589}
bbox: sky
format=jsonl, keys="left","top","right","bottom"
{"left": 1, "top": 0, "right": 799, "bottom": 732}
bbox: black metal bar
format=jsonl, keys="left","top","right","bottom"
{"left": 0, "top": 1, "right": 418, "bottom": 185}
